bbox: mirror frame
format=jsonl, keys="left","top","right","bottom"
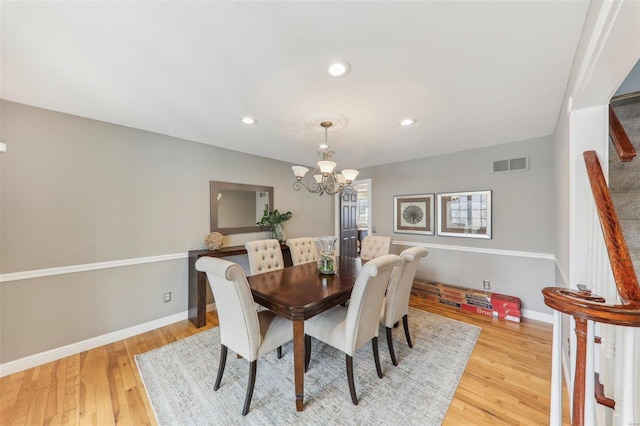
{"left": 210, "top": 181, "right": 274, "bottom": 234}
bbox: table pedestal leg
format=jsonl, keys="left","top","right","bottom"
{"left": 293, "top": 319, "right": 305, "bottom": 411}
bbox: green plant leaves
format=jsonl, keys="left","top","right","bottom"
{"left": 257, "top": 209, "right": 292, "bottom": 226}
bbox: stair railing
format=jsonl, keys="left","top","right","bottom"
{"left": 542, "top": 151, "right": 640, "bottom": 426}
{"left": 609, "top": 105, "right": 637, "bottom": 162}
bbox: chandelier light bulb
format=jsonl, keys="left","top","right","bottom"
{"left": 318, "top": 160, "right": 337, "bottom": 175}
{"left": 341, "top": 169, "right": 359, "bottom": 183}
{"left": 292, "top": 166, "right": 309, "bottom": 180}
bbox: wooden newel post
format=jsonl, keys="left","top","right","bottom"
{"left": 572, "top": 317, "right": 588, "bottom": 426}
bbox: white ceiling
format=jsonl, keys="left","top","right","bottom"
{"left": 1, "top": 1, "right": 589, "bottom": 169}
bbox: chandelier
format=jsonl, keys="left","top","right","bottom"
{"left": 291, "top": 121, "right": 359, "bottom": 196}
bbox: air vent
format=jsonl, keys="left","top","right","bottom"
{"left": 493, "top": 156, "right": 529, "bottom": 173}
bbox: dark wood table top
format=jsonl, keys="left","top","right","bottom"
{"left": 248, "top": 256, "right": 364, "bottom": 321}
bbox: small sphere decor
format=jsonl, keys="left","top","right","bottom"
{"left": 204, "top": 232, "right": 224, "bottom": 250}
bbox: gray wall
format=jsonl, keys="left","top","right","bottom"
{"left": 360, "top": 135, "right": 556, "bottom": 313}
{"left": 614, "top": 59, "right": 640, "bottom": 96}
{"left": 0, "top": 101, "right": 334, "bottom": 363}
{"left": 1, "top": 100, "right": 557, "bottom": 364}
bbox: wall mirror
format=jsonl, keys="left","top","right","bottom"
{"left": 210, "top": 181, "right": 273, "bottom": 234}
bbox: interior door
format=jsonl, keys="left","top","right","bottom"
{"left": 340, "top": 192, "right": 358, "bottom": 257}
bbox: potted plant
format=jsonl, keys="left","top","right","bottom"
{"left": 257, "top": 208, "right": 292, "bottom": 242}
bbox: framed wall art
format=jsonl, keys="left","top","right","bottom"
{"left": 437, "top": 190, "right": 492, "bottom": 239}
{"left": 393, "top": 194, "right": 434, "bottom": 235}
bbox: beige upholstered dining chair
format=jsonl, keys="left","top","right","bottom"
{"left": 382, "top": 246, "right": 428, "bottom": 366}
{"left": 245, "top": 239, "right": 285, "bottom": 275}
{"left": 286, "top": 237, "right": 320, "bottom": 266}
{"left": 359, "top": 235, "right": 392, "bottom": 261}
{"left": 245, "top": 239, "right": 285, "bottom": 333}
{"left": 304, "top": 254, "right": 402, "bottom": 405}
{"left": 194, "top": 257, "right": 293, "bottom": 416}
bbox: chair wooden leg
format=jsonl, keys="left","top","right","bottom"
{"left": 304, "top": 334, "right": 311, "bottom": 372}
{"left": 214, "top": 344, "right": 228, "bottom": 391}
{"left": 402, "top": 314, "right": 413, "bottom": 348}
{"left": 372, "top": 337, "right": 383, "bottom": 378}
{"left": 277, "top": 346, "right": 283, "bottom": 359}
{"left": 386, "top": 327, "right": 398, "bottom": 366}
{"left": 346, "top": 354, "right": 358, "bottom": 405}
{"left": 242, "top": 360, "right": 257, "bottom": 416}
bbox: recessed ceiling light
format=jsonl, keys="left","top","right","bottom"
{"left": 240, "top": 117, "right": 256, "bottom": 125}
{"left": 328, "top": 60, "right": 351, "bottom": 77}
{"left": 400, "top": 118, "right": 416, "bottom": 126}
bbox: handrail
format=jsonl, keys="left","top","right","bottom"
{"left": 609, "top": 105, "right": 637, "bottom": 162}
{"left": 583, "top": 151, "right": 640, "bottom": 304}
{"left": 594, "top": 373, "right": 615, "bottom": 409}
{"left": 542, "top": 150, "right": 640, "bottom": 426}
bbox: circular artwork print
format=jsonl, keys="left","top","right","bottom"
{"left": 402, "top": 204, "right": 424, "bottom": 225}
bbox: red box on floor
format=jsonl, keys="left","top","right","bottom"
{"left": 495, "top": 308, "right": 522, "bottom": 317}
{"left": 461, "top": 303, "right": 494, "bottom": 317}
{"left": 492, "top": 304, "right": 522, "bottom": 315}
{"left": 461, "top": 303, "right": 522, "bottom": 322}
{"left": 489, "top": 292, "right": 521, "bottom": 310}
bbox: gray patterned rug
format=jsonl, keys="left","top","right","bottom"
{"left": 135, "top": 308, "right": 480, "bottom": 425}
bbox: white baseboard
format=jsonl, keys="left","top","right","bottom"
{"left": 522, "top": 309, "right": 553, "bottom": 323}
{"left": 0, "top": 302, "right": 216, "bottom": 378}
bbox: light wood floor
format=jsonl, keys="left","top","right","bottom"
{"left": 1, "top": 295, "right": 571, "bottom": 425}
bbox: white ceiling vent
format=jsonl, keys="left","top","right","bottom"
{"left": 493, "top": 156, "right": 529, "bottom": 173}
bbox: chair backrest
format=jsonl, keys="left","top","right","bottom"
{"left": 360, "top": 235, "right": 392, "bottom": 261}
{"left": 345, "top": 254, "right": 402, "bottom": 354}
{"left": 286, "top": 237, "right": 319, "bottom": 266}
{"left": 383, "top": 247, "right": 429, "bottom": 327}
{"left": 194, "top": 257, "right": 261, "bottom": 361}
{"left": 245, "top": 239, "right": 285, "bottom": 275}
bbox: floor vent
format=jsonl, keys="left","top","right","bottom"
{"left": 493, "top": 156, "right": 529, "bottom": 173}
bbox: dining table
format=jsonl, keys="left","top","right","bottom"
{"left": 247, "top": 255, "right": 364, "bottom": 412}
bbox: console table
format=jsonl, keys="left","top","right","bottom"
{"left": 188, "top": 243, "right": 292, "bottom": 327}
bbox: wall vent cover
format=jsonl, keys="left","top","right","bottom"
{"left": 493, "top": 156, "right": 529, "bottom": 173}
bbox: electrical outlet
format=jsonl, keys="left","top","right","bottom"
{"left": 483, "top": 280, "right": 490, "bottom": 290}
{"left": 163, "top": 291, "right": 171, "bottom": 303}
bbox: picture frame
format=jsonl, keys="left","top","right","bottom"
{"left": 393, "top": 194, "right": 434, "bottom": 235}
{"left": 437, "top": 190, "right": 492, "bottom": 239}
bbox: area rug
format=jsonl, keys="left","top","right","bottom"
{"left": 135, "top": 308, "right": 480, "bottom": 425}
